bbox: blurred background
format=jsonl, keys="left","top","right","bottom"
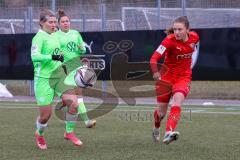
{"left": 0, "top": 0, "right": 240, "bottom": 33}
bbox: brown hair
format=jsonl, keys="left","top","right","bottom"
{"left": 39, "top": 9, "right": 55, "bottom": 27}
{"left": 57, "top": 9, "right": 69, "bottom": 22}
{"left": 164, "top": 16, "right": 190, "bottom": 35}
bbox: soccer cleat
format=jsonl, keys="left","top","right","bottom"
{"left": 64, "top": 132, "right": 83, "bottom": 146}
{"left": 86, "top": 119, "right": 96, "bottom": 128}
{"left": 152, "top": 128, "right": 160, "bottom": 142}
{"left": 35, "top": 131, "right": 47, "bottom": 150}
{"left": 163, "top": 131, "right": 180, "bottom": 145}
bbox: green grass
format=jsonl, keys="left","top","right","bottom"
{"left": 0, "top": 102, "right": 239, "bottom": 160}
{"left": 1, "top": 80, "right": 240, "bottom": 99}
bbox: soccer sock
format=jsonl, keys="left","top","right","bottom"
{"left": 154, "top": 108, "right": 161, "bottom": 128}
{"left": 36, "top": 117, "right": 47, "bottom": 136}
{"left": 166, "top": 106, "right": 181, "bottom": 132}
{"left": 65, "top": 112, "right": 78, "bottom": 133}
{"left": 77, "top": 98, "right": 90, "bottom": 125}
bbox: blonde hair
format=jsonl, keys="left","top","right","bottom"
{"left": 165, "top": 16, "right": 190, "bottom": 35}
{"left": 39, "top": 9, "right": 55, "bottom": 27}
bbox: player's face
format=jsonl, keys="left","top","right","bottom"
{"left": 173, "top": 22, "right": 189, "bottom": 41}
{"left": 41, "top": 16, "right": 57, "bottom": 33}
{"left": 59, "top": 16, "right": 70, "bottom": 32}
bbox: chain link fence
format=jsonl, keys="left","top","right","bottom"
{"left": 0, "top": 0, "right": 239, "bottom": 34}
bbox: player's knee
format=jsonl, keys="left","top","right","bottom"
{"left": 68, "top": 105, "right": 78, "bottom": 114}
{"left": 39, "top": 114, "right": 51, "bottom": 123}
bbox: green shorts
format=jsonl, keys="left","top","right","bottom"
{"left": 34, "top": 76, "right": 75, "bottom": 106}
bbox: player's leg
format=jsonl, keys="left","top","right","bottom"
{"left": 62, "top": 89, "right": 83, "bottom": 146}
{"left": 34, "top": 77, "right": 55, "bottom": 149}
{"left": 152, "top": 80, "right": 172, "bottom": 142}
{"left": 163, "top": 80, "right": 190, "bottom": 144}
{"left": 152, "top": 102, "right": 168, "bottom": 142}
{"left": 35, "top": 106, "right": 52, "bottom": 149}
{"left": 75, "top": 87, "right": 96, "bottom": 128}
{"left": 64, "top": 69, "right": 96, "bottom": 128}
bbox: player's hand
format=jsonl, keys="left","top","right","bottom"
{"left": 78, "top": 45, "right": 84, "bottom": 50}
{"left": 52, "top": 54, "right": 64, "bottom": 62}
{"left": 78, "top": 45, "right": 86, "bottom": 52}
{"left": 153, "top": 72, "right": 161, "bottom": 81}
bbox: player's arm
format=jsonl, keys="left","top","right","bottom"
{"left": 191, "top": 31, "right": 200, "bottom": 69}
{"left": 31, "top": 37, "right": 52, "bottom": 62}
{"left": 77, "top": 32, "right": 86, "bottom": 54}
{"left": 31, "top": 36, "right": 63, "bottom": 62}
{"left": 191, "top": 41, "right": 200, "bottom": 69}
{"left": 150, "top": 39, "right": 170, "bottom": 80}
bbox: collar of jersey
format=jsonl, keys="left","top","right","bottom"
{"left": 59, "top": 29, "right": 71, "bottom": 34}
{"left": 38, "top": 29, "right": 53, "bottom": 35}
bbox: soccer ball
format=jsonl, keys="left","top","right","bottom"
{"left": 74, "top": 66, "right": 97, "bottom": 88}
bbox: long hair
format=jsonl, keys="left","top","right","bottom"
{"left": 39, "top": 9, "right": 55, "bottom": 27}
{"left": 164, "top": 16, "right": 190, "bottom": 35}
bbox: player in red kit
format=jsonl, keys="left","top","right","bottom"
{"left": 150, "top": 16, "right": 199, "bottom": 144}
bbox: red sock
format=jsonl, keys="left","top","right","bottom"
{"left": 166, "top": 106, "right": 181, "bottom": 132}
{"left": 154, "top": 108, "right": 160, "bottom": 128}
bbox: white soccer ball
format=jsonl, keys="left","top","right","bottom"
{"left": 74, "top": 66, "right": 97, "bottom": 88}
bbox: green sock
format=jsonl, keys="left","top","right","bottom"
{"left": 37, "top": 129, "right": 44, "bottom": 136}
{"left": 36, "top": 118, "right": 47, "bottom": 136}
{"left": 78, "top": 102, "right": 89, "bottom": 122}
{"left": 65, "top": 121, "right": 76, "bottom": 133}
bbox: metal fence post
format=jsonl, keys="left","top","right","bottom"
{"left": 51, "top": 0, "right": 56, "bottom": 12}
{"left": 101, "top": 3, "right": 106, "bottom": 31}
{"left": 181, "top": 0, "right": 186, "bottom": 16}
{"left": 28, "top": 7, "right": 33, "bottom": 33}
{"left": 135, "top": 12, "right": 138, "bottom": 30}
{"left": 28, "top": 80, "right": 34, "bottom": 96}
{"left": 82, "top": 14, "right": 86, "bottom": 32}
{"left": 102, "top": 80, "right": 107, "bottom": 97}
{"left": 24, "top": 11, "right": 28, "bottom": 33}
{"left": 157, "top": 0, "right": 161, "bottom": 29}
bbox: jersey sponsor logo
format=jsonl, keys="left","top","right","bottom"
{"left": 176, "top": 46, "right": 182, "bottom": 51}
{"left": 31, "top": 45, "right": 38, "bottom": 55}
{"left": 156, "top": 45, "right": 166, "bottom": 55}
{"left": 67, "top": 41, "right": 77, "bottom": 52}
{"left": 176, "top": 53, "right": 192, "bottom": 59}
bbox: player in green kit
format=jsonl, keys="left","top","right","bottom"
{"left": 32, "top": 9, "right": 83, "bottom": 150}
{"left": 55, "top": 10, "right": 96, "bottom": 132}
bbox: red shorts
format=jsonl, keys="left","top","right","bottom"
{"left": 155, "top": 75, "right": 191, "bottom": 103}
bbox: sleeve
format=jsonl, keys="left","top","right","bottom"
{"left": 150, "top": 37, "right": 171, "bottom": 74}
{"left": 191, "top": 41, "right": 200, "bottom": 69}
{"left": 191, "top": 31, "right": 200, "bottom": 69}
{"left": 77, "top": 32, "right": 86, "bottom": 54}
{"left": 31, "top": 36, "right": 52, "bottom": 62}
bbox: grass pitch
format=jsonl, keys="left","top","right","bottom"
{"left": 0, "top": 102, "right": 239, "bottom": 160}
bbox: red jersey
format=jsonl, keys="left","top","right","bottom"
{"left": 150, "top": 31, "right": 199, "bottom": 79}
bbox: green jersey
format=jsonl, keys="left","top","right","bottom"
{"left": 54, "top": 29, "right": 86, "bottom": 73}
{"left": 31, "top": 30, "right": 64, "bottom": 78}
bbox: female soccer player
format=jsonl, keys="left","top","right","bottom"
{"left": 32, "top": 9, "right": 82, "bottom": 150}
{"left": 55, "top": 10, "right": 96, "bottom": 130}
{"left": 150, "top": 16, "right": 199, "bottom": 144}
